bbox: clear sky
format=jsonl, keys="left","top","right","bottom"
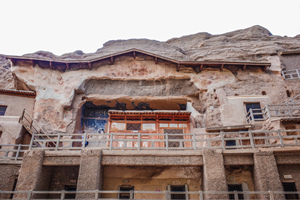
{"left": 1, "top": 0, "right": 299, "bottom": 56}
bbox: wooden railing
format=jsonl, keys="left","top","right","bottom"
{"left": 246, "top": 108, "right": 268, "bottom": 123}
{"left": 266, "top": 103, "right": 300, "bottom": 118}
{"left": 246, "top": 103, "right": 300, "bottom": 124}
{"left": 0, "top": 189, "right": 298, "bottom": 200}
{"left": 27, "top": 129, "right": 300, "bottom": 151}
{"left": 282, "top": 69, "right": 300, "bottom": 80}
{"left": 0, "top": 144, "right": 30, "bottom": 161}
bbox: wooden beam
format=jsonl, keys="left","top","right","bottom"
{"left": 155, "top": 57, "right": 158, "bottom": 64}
{"left": 110, "top": 57, "right": 114, "bottom": 65}
{"left": 133, "top": 51, "right": 136, "bottom": 59}
{"left": 49, "top": 61, "right": 53, "bottom": 69}
{"left": 66, "top": 63, "right": 69, "bottom": 70}
{"left": 200, "top": 64, "right": 203, "bottom": 71}
{"left": 220, "top": 64, "right": 224, "bottom": 71}
{"left": 88, "top": 62, "right": 92, "bottom": 70}
{"left": 243, "top": 65, "right": 247, "bottom": 70}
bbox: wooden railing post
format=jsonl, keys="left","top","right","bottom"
{"left": 29, "top": 132, "right": 35, "bottom": 150}
{"left": 60, "top": 190, "right": 65, "bottom": 200}
{"left": 220, "top": 131, "right": 226, "bottom": 150}
{"left": 164, "top": 190, "right": 169, "bottom": 200}
{"left": 138, "top": 132, "right": 141, "bottom": 150}
{"left": 26, "top": 190, "right": 32, "bottom": 200}
{"left": 94, "top": 190, "right": 99, "bottom": 200}
{"left": 129, "top": 190, "right": 134, "bottom": 200}
{"left": 166, "top": 134, "right": 169, "bottom": 151}
{"left": 250, "top": 109, "right": 255, "bottom": 122}
{"left": 296, "top": 69, "right": 300, "bottom": 79}
{"left": 15, "top": 144, "right": 22, "bottom": 161}
{"left": 234, "top": 190, "right": 239, "bottom": 200}
{"left": 277, "top": 130, "right": 285, "bottom": 147}
{"left": 109, "top": 132, "right": 113, "bottom": 150}
{"left": 269, "top": 190, "right": 274, "bottom": 200}
{"left": 199, "top": 190, "right": 204, "bottom": 200}
{"left": 56, "top": 134, "right": 61, "bottom": 151}
{"left": 193, "top": 132, "right": 197, "bottom": 150}
{"left": 249, "top": 131, "right": 255, "bottom": 149}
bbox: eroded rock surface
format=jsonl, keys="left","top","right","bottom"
{"left": 1, "top": 25, "right": 300, "bottom": 133}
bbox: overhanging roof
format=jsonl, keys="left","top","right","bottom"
{"left": 0, "top": 89, "right": 36, "bottom": 97}
{"left": 6, "top": 49, "right": 271, "bottom": 72}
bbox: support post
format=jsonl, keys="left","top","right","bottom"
{"left": 76, "top": 149, "right": 102, "bottom": 199}
{"left": 203, "top": 149, "right": 228, "bottom": 199}
{"left": 253, "top": 151, "right": 284, "bottom": 199}
{"left": 13, "top": 150, "right": 45, "bottom": 199}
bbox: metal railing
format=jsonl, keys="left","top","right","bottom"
{"left": 0, "top": 189, "right": 298, "bottom": 200}
{"left": 246, "top": 108, "right": 269, "bottom": 123}
{"left": 282, "top": 69, "right": 300, "bottom": 80}
{"left": 27, "top": 129, "right": 300, "bottom": 151}
{"left": 0, "top": 144, "right": 30, "bottom": 161}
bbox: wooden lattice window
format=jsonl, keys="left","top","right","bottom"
{"left": 164, "top": 129, "right": 184, "bottom": 147}
{"left": 126, "top": 123, "right": 141, "bottom": 130}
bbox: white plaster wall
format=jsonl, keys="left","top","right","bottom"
{"left": 0, "top": 94, "right": 35, "bottom": 117}
{"left": 220, "top": 96, "right": 271, "bottom": 126}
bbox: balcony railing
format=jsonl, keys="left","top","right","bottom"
{"left": 266, "top": 103, "right": 300, "bottom": 118}
{"left": 25, "top": 129, "right": 300, "bottom": 151}
{"left": 0, "top": 189, "right": 298, "bottom": 200}
{"left": 246, "top": 107, "right": 269, "bottom": 123}
{"left": 0, "top": 129, "right": 300, "bottom": 161}
{"left": 246, "top": 104, "right": 300, "bottom": 124}
{"left": 0, "top": 144, "right": 30, "bottom": 161}
{"left": 282, "top": 69, "right": 300, "bottom": 80}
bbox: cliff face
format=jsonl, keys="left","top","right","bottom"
{"left": 1, "top": 25, "right": 300, "bottom": 133}
{"left": 12, "top": 25, "right": 300, "bottom": 63}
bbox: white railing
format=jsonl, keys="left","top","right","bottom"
{"left": 0, "top": 144, "right": 30, "bottom": 161}
{"left": 0, "top": 189, "right": 298, "bottom": 200}
{"left": 282, "top": 69, "right": 300, "bottom": 80}
{"left": 246, "top": 108, "right": 269, "bottom": 123}
{"left": 28, "top": 129, "right": 300, "bottom": 151}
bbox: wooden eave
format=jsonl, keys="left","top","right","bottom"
{"left": 281, "top": 50, "right": 300, "bottom": 55}
{"left": 0, "top": 89, "right": 36, "bottom": 97}
{"left": 6, "top": 48, "right": 271, "bottom": 72}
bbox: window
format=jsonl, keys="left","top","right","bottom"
{"left": 0, "top": 106, "right": 7, "bottom": 116}
{"left": 126, "top": 123, "right": 141, "bottom": 131}
{"left": 245, "top": 103, "right": 263, "bottom": 119}
{"left": 226, "top": 140, "right": 236, "bottom": 149}
{"left": 282, "top": 182, "right": 299, "bottom": 200}
{"left": 168, "top": 185, "right": 187, "bottom": 200}
{"left": 119, "top": 185, "right": 134, "bottom": 199}
{"left": 228, "top": 184, "right": 244, "bottom": 200}
{"left": 164, "top": 129, "right": 184, "bottom": 148}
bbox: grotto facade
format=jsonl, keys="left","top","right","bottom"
{"left": 0, "top": 25, "right": 300, "bottom": 199}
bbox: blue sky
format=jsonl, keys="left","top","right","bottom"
{"left": 1, "top": 0, "right": 299, "bottom": 55}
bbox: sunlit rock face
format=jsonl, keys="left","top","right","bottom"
{"left": 2, "top": 25, "right": 300, "bottom": 133}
